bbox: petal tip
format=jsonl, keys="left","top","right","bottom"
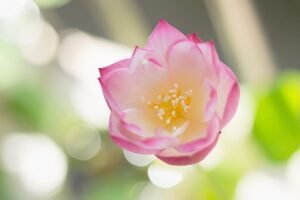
{"left": 154, "top": 18, "right": 174, "bottom": 32}
{"left": 146, "top": 19, "right": 186, "bottom": 55}
{"left": 158, "top": 18, "right": 167, "bottom": 24}
{"left": 187, "top": 32, "right": 203, "bottom": 43}
{"left": 98, "top": 67, "right": 105, "bottom": 76}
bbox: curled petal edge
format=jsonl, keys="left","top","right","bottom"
{"left": 217, "top": 63, "right": 240, "bottom": 128}
{"left": 109, "top": 113, "right": 176, "bottom": 154}
{"left": 220, "top": 81, "right": 240, "bottom": 128}
{"left": 156, "top": 133, "right": 219, "bottom": 166}
{"left": 98, "top": 77, "right": 122, "bottom": 113}
{"left": 99, "top": 59, "right": 131, "bottom": 77}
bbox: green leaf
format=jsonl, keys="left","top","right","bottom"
{"left": 253, "top": 72, "right": 300, "bottom": 162}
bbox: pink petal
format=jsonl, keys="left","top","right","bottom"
{"left": 120, "top": 108, "right": 178, "bottom": 146}
{"left": 111, "top": 135, "right": 156, "bottom": 154}
{"left": 140, "top": 136, "right": 175, "bottom": 150}
{"left": 98, "top": 77, "right": 120, "bottom": 112}
{"left": 130, "top": 46, "right": 164, "bottom": 69}
{"left": 99, "top": 59, "right": 130, "bottom": 76}
{"left": 187, "top": 32, "right": 203, "bottom": 43}
{"left": 198, "top": 41, "right": 221, "bottom": 84}
{"left": 129, "top": 47, "right": 169, "bottom": 93}
{"left": 174, "top": 82, "right": 218, "bottom": 147}
{"left": 216, "top": 63, "right": 240, "bottom": 128}
{"left": 99, "top": 47, "right": 170, "bottom": 112}
{"left": 170, "top": 121, "right": 190, "bottom": 137}
{"left": 109, "top": 112, "right": 159, "bottom": 154}
{"left": 109, "top": 112, "right": 174, "bottom": 154}
{"left": 175, "top": 115, "right": 219, "bottom": 153}
{"left": 99, "top": 68, "right": 144, "bottom": 112}
{"left": 145, "top": 19, "right": 187, "bottom": 57}
{"left": 120, "top": 108, "right": 160, "bottom": 137}
{"left": 198, "top": 41, "right": 218, "bottom": 65}
{"left": 166, "top": 40, "right": 207, "bottom": 88}
{"left": 175, "top": 120, "right": 206, "bottom": 144}
{"left": 203, "top": 80, "right": 218, "bottom": 121}
{"left": 184, "top": 79, "right": 218, "bottom": 123}
{"left": 196, "top": 42, "right": 239, "bottom": 127}
{"left": 156, "top": 134, "right": 219, "bottom": 166}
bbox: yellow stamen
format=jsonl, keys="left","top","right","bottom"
{"left": 146, "top": 83, "right": 193, "bottom": 126}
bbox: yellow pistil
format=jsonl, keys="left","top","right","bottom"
{"left": 146, "top": 83, "right": 192, "bottom": 129}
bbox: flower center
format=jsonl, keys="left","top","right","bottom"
{"left": 146, "top": 83, "right": 192, "bottom": 130}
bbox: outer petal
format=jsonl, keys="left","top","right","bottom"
{"left": 198, "top": 41, "right": 218, "bottom": 66}
{"left": 98, "top": 77, "right": 120, "bottom": 112}
{"left": 109, "top": 112, "right": 174, "bottom": 154}
{"left": 156, "top": 134, "right": 219, "bottom": 165}
{"left": 109, "top": 112, "right": 159, "bottom": 154}
{"left": 145, "top": 19, "right": 187, "bottom": 57}
{"left": 99, "top": 46, "right": 171, "bottom": 113}
{"left": 99, "top": 59, "right": 131, "bottom": 76}
{"left": 99, "top": 68, "right": 144, "bottom": 112}
{"left": 197, "top": 42, "right": 239, "bottom": 127}
{"left": 198, "top": 41, "right": 220, "bottom": 84}
{"left": 216, "top": 63, "right": 240, "bottom": 128}
{"left": 187, "top": 32, "right": 203, "bottom": 43}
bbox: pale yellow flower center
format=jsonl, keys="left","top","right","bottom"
{"left": 146, "top": 83, "right": 192, "bottom": 130}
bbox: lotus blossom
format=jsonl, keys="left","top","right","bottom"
{"left": 98, "top": 19, "right": 240, "bottom": 165}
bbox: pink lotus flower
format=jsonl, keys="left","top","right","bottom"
{"left": 98, "top": 19, "right": 240, "bottom": 165}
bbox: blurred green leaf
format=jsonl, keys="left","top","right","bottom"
{"left": 84, "top": 168, "right": 146, "bottom": 200}
{"left": 34, "top": 0, "right": 71, "bottom": 8}
{"left": 0, "top": 40, "right": 24, "bottom": 90}
{"left": 6, "top": 85, "right": 47, "bottom": 129}
{"left": 253, "top": 72, "right": 300, "bottom": 162}
{"left": 204, "top": 163, "right": 242, "bottom": 200}
{"left": 0, "top": 171, "right": 9, "bottom": 200}
{"left": 5, "top": 83, "right": 67, "bottom": 130}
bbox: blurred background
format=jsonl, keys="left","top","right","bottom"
{"left": 0, "top": 0, "right": 300, "bottom": 199}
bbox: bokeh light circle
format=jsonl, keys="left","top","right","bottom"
{"left": 65, "top": 124, "right": 101, "bottom": 161}
{"left": 1, "top": 133, "right": 68, "bottom": 197}
{"left": 147, "top": 162, "right": 183, "bottom": 188}
{"left": 123, "top": 150, "right": 155, "bottom": 167}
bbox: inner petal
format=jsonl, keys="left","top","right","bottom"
{"left": 167, "top": 40, "right": 207, "bottom": 90}
{"left": 185, "top": 79, "right": 217, "bottom": 122}
{"left": 176, "top": 120, "right": 207, "bottom": 143}
{"left": 130, "top": 48, "right": 168, "bottom": 92}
